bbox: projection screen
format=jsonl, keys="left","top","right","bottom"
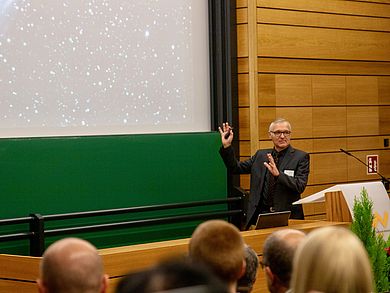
{"left": 0, "top": 0, "right": 210, "bottom": 137}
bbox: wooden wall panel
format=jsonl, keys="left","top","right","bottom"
{"left": 258, "top": 108, "right": 313, "bottom": 139}
{"left": 274, "top": 75, "right": 312, "bottom": 106}
{"left": 236, "top": 0, "right": 390, "bottom": 219}
{"left": 258, "top": 74, "right": 275, "bottom": 106}
{"left": 238, "top": 57, "right": 249, "bottom": 73}
{"left": 238, "top": 74, "right": 249, "bottom": 107}
{"left": 237, "top": 24, "right": 248, "bottom": 57}
{"left": 312, "top": 107, "right": 347, "bottom": 138}
{"left": 311, "top": 153, "right": 348, "bottom": 184}
{"left": 380, "top": 149, "right": 390, "bottom": 174}
{"left": 356, "top": 0, "right": 390, "bottom": 4}
{"left": 312, "top": 76, "right": 346, "bottom": 105}
{"left": 347, "top": 136, "right": 390, "bottom": 150}
{"left": 257, "top": 0, "right": 390, "bottom": 18}
{"left": 236, "top": 0, "right": 247, "bottom": 8}
{"left": 257, "top": 8, "right": 390, "bottom": 32}
{"left": 288, "top": 139, "right": 313, "bottom": 155}
{"left": 236, "top": 8, "right": 247, "bottom": 24}
{"left": 257, "top": 24, "right": 390, "bottom": 61}
{"left": 238, "top": 107, "right": 250, "bottom": 140}
{"left": 257, "top": 108, "right": 277, "bottom": 138}
{"left": 379, "top": 76, "right": 390, "bottom": 104}
{"left": 379, "top": 106, "right": 390, "bottom": 134}
{"left": 302, "top": 184, "right": 335, "bottom": 199}
{"left": 347, "top": 107, "right": 380, "bottom": 136}
{"left": 346, "top": 76, "right": 378, "bottom": 105}
{"left": 258, "top": 58, "right": 390, "bottom": 75}
{"left": 240, "top": 174, "right": 250, "bottom": 190}
{"left": 240, "top": 141, "right": 251, "bottom": 157}
{"left": 313, "top": 138, "right": 347, "bottom": 153}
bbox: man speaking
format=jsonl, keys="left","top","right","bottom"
{"left": 219, "top": 118, "right": 310, "bottom": 229}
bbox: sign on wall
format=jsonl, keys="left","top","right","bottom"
{"left": 366, "top": 155, "right": 379, "bottom": 175}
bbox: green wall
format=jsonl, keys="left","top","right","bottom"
{"left": 0, "top": 132, "right": 227, "bottom": 254}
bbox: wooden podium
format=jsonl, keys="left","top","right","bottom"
{"left": 294, "top": 182, "right": 389, "bottom": 232}
{"left": 324, "top": 191, "right": 352, "bottom": 222}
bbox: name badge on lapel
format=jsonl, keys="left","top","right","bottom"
{"left": 284, "top": 170, "right": 294, "bottom": 177}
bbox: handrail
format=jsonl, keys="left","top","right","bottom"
{"left": 0, "top": 216, "right": 33, "bottom": 226}
{"left": 45, "top": 210, "right": 241, "bottom": 236}
{"left": 0, "top": 195, "right": 245, "bottom": 256}
{"left": 43, "top": 197, "right": 241, "bottom": 220}
{"left": 0, "top": 232, "right": 32, "bottom": 241}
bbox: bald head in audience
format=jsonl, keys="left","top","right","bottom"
{"left": 37, "top": 237, "right": 108, "bottom": 293}
{"left": 189, "top": 220, "right": 245, "bottom": 293}
{"left": 262, "top": 229, "right": 305, "bottom": 293}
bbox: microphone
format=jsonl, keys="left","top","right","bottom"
{"left": 340, "top": 148, "right": 390, "bottom": 190}
{"left": 340, "top": 148, "right": 353, "bottom": 156}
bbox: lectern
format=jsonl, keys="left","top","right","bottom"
{"left": 324, "top": 191, "right": 352, "bottom": 222}
{"left": 293, "top": 181, "right": 390, "bottom": 238}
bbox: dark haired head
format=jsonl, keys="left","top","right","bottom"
{"left": 237, "top": 245, "right": 259, "bottom": 292}
{"left": 116, "top": 256, "right": 228, "bottom": 293}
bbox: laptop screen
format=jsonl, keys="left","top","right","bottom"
{"left": 255, "top": 211, "right": 291, "bottom": 230}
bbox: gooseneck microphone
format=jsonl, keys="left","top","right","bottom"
{"left": 340, "top": 148, "right": 390, "bottom": 190}
{"left": 339, "top": 148, "right": 353, "bottom": 156}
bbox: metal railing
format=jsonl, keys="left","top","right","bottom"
{"left": 0, "top": 196, "right": 245, "bottom": 256}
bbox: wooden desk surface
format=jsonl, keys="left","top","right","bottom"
{"left": 0, "top": 220, "right": 350, "bottom": 293}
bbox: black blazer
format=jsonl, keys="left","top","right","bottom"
{"left": 219, "top": 145, "right": 310, "bottom": 226}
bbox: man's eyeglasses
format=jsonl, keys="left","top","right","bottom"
{"left": 270, "top": 130, "right": 291, "bottom": 137}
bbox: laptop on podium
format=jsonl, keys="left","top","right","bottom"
{"left": 255, "top": 210, "right": 291, "bottom": 230}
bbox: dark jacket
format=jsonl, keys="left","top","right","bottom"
{"left": 219, "top": 145, "right": 310, "bottom": 227}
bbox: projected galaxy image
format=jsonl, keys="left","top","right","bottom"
{"left": 0, "top": 0, "right": 210, "bottom": 137}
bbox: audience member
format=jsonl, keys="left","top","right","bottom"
{"left": 37, "top": 237, "right": 108, "bottom": 293}
{"left": 189, "top": 220, "right": 246, "bottom": 293}
{"left": 115, "top": 256, "right": 228, "bottom": 293}
{"left": 290, "top": 226, "right": 374, "bottom": 293}
{"left": 237, "top": 245, "right": 259, "bottom": 293}
{"left": 262, "top": 229, "right": 305, "bottom": 293}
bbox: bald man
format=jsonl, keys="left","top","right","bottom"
{"left": 37, "top": 237, "right": 108, "bottom": 293}
{"left": 261, "top": 229, "right": 305, "bottom": 293}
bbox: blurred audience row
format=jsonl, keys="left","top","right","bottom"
{"left": 36, "top": 220, "right": 374, "bottom": 293}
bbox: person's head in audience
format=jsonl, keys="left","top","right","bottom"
{"left": 262, "top": 228, "right": 305, "bottom": 293}
{"left": 290, "top": 226, "right": 374, "bottom": 293}
{"left": 37, "top": 237, "right": 108, "bottom": 293}
{"left": 115, "top": 256, "right": 229, "bottom": 293}
{"left": 188, "top": 219, "right": 246, "bottom": 293}
{"left": 236, "top": 245, "right": 259, "bottom": 293}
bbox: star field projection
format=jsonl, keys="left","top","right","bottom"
{"left": 0, "top": 0, "right": 195, "bottom": 130}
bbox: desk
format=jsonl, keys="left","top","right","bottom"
{"left": 0, "top": 220, "right": 349, "bottom": 293}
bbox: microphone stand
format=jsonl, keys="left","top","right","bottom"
{"left": 340, "top": 148, "right": 390, "bottom": 191}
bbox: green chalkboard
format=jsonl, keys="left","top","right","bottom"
{"left": 0, "top": 132, "right": 227, "bottom": 254}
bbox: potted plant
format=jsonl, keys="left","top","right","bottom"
{"left": 351, "top": 187, "right": 390, "bottom": 293}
